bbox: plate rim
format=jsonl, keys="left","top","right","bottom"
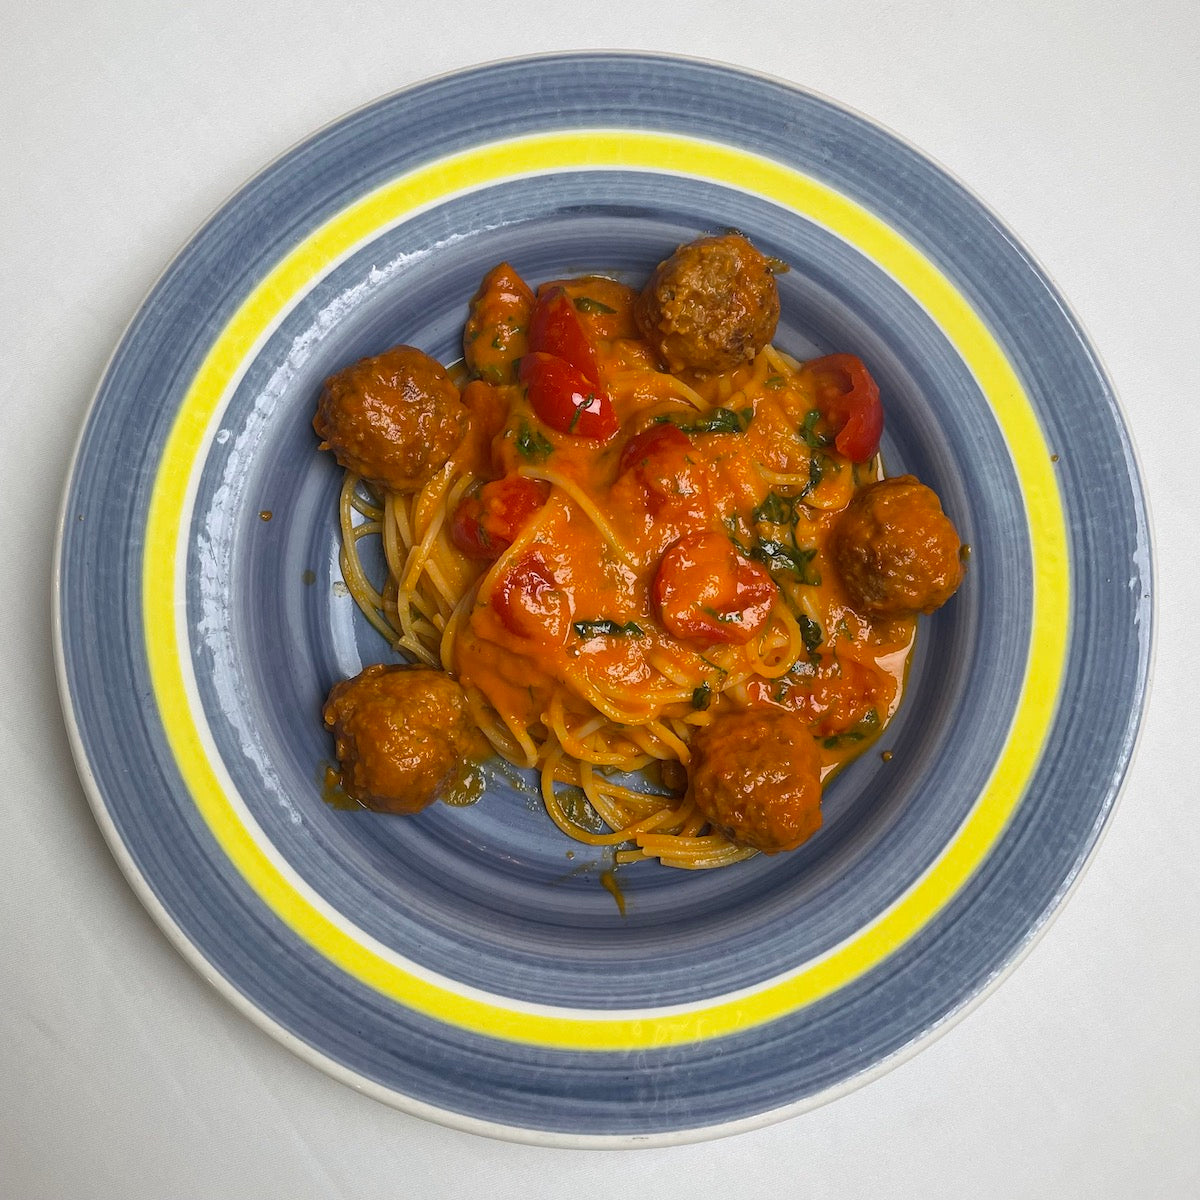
{"left": 52, "top": 49, "right": 1155, "bottom": 1146}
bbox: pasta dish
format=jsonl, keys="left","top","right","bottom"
{"left": 314, "top": 234, "right": 964, "bottom": 869}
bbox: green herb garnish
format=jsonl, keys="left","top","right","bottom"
{"left": 723, "top": 513, "right": 752, "bottom": 545}
{"left": 573, "top": 296, "right": 617, "bottom": 314}
{"left": 822, "top": 708, "right": 880, "bottom": 749}
{"left": 750, "top": 540, "right": 821, "bottom": 586}
{"left": 698, "top": 604, "right": 745, "bottom": 626}
{"left": 800, "top": 452, "right": 828, "bottom": 497}
{"left": 798, "top": 614, "right": 823, "bottom": 655}
{"left": 753, "top": 491, "right": 797, "bottom": 526}
{"left": 691, "top": 684, "right": 712, "bottom": 711}
{"left": 515, "top": 421, "right": 554, "bottom": 463}
{"left": 659, "top": 406, "right": 754, "bottom": 436}
{"left": 572, "top": 618, "right": 645, "bottom": 639}
{"left": 800, "top": 408, "right": 831, "bottom": 448}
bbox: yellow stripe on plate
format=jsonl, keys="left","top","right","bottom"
{"left": 143, "top": 130, "right": 1069, "bottom": 1050}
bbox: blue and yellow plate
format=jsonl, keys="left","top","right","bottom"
{"left": 54, "top": 54, "right": 1152, "bottom": 1144}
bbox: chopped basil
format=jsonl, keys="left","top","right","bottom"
{"left": 750, "top": 540, "right": 821, "bottom": 586}
{"left": 822, "top": 708, "right": 880, "bottom": 749}
{"left": 800, "top": 408, "right": 830, "bottom": 448}
{"left": 699, "top": 604, "right": 744, "bottom": 626}
{"left": 572, "top": 618, "right": 645, "bottom": 639}
{"left": 753, "top": 491, "right": 797, "bottom": 527}
{"left": 799, "top": 452, "right": 827, "bottom": 497}
{"left": 798, "top": 614, "right": 823, "bottom": 654}
{"left": 567, "top": 393, "right": 599, "bottom": 433}
{"left": 691, "top": 684, "right": 712, "bottom": 710}
{"left": 515, "top": 421, "right": 553, "bottom": 463}
{"left": 764, "top": 374, "right": 785, "bottom": 389}
{"left": 660, "top": 406, "right": 754, "bottom": 436}
{"left": 723, "top": 513, "right": 751, "bottom": 545}
{"left": 573, "top": 296, "right": 617, "bottom": 314}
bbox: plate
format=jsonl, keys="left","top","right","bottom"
{"left": 54, "top": 53, "right": 1152, "bottom": 1145}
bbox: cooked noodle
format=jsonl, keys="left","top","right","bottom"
{"left": 333, "top": 320, "right": 913, "bottom": 868}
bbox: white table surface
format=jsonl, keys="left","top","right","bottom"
{"left": 4, "top": 2, "right": 1197, "bottom": 1196}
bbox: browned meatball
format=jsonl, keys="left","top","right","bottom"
{"left": 686, "top": 707, "right": 823, "bottom": 854}
{"left": 831, "top": 475, "right": 964, "bottom": 617}
{"left": 322, "top": 663, "right": 484, "bottom": 814}
{"left": 634, "top": 234, "right": 781, "bottom": 374}
{"left": 314, "top": 345, "right": 467, "bottom": 492}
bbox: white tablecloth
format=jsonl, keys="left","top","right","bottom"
{"left": 4, "top": 2, "right": 1197, "bottom": 1195}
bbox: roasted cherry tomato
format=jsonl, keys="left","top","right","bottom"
{"left": 528, "top": 287, "right": 602, "bottom": 385}
{"left": 463, "top": 263, "right": 535, "bottom": 384}
{"left": 799, "top": 353, "right": 883, "bottom": 463}
{"left": 749, "top": 655, "right": 890, "bottom": 738}
{"left": 449, "top": 476, "right": 550, "bottom": 559}
{"left": 616, "top": 423, "right": 699, "bottom": 517}
{"left": 617, "top": 423, "right": 691, "bottom": 476}
{"left": 493, "top": 553, "right": 573, "bottom": 643}
{"left": 518, "top": 352, "right": 618, "bottom": 441}
{"left": 455, "top": 379, "right": 511, "bottom": 473}
{"left": 653, "top": 531, "right": 777, "bottom": 645}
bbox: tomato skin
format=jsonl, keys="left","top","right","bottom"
{"left": 616, "top": 423, "right": 700, "bottom": 518}
{"left": 801, "top": 656, "right": 886, "bottom": 737}
{"left": 492, "top": 553, "right": 573, "bottom": 643}
{"left": 653, "top": 531, "right": 777, "bottom": 645}
{"left": 528, "top": 287, "right": 602, "bottom": 385}
{"left": 449, "top": 496, "right": 493, "bottom": 557}
{"left": 617, "top": 423, "right": 692, "bottom": 477}
{"left": 800, "top": 354, "right": 883, "bottom": 463}
{"left": 456, "top": 379, "right": 511, "bottom": 473}
{"left": 463, "top": 263, "right": 535, "bottom": 383}
{"left": 518, "top": 352, "right": 618, "bottom": 441}
{"left": 449, "top": 476, "right": 550, "bottom": 559}
{"left": 750, "top": 655, "right": 890, "bottom": 739}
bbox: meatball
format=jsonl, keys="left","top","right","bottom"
{"left": 831, "top": 475, "right": 964, "bottom": 617}
{"left": 322, "top": 663, "right": 483, "bottom": 814}
{"left": 686, "top": 707, "right": 823, "bottom": 854}
{"left": 314, "top": 345, "right": 467, "bottom": 492}
{"left": 634, "top": 234, "right": 781, "bottom": 374}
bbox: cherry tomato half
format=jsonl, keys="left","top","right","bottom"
{"left": 616, "top": 423, "right": 699, "bottom": 518}
{"left": 493, "top": 553, "right": 574, "bottom": 643}
{"left": 617, "top": 422, "right": 691, "bottom": 476}
{"left": 528, "top": 287, "right": 602, "bottom": 385}
{"left": 449, "top": 476, "right": 550, "bottom": 559}
{"left": 518, "top": 352, "right": 618, "bottom": 441}
{"left": 748, "top": 655, "right": 889, "bottom": 738}
{"left": 463, "top": 262, "right": 535, "bottom": 383}
{"left": 800, "top": 353, "right": 883, "bottom": 463}
{"left": 653, "top": 531, "right": 777, "bottom": 645}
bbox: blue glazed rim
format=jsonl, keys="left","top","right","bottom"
{"left": 54, "top": 52, "right": 1152, "bottom": 1144}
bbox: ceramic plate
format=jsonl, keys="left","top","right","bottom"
{"left": 54, "top": 53, "right": 1152, "bottom": 1145}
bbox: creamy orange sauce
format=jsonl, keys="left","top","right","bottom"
{"left": 451, "top": 274, "right": 914, "bottom": 778}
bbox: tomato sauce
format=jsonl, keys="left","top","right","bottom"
{"left": 449, "top": 272, "right": 915, "bottom": 778}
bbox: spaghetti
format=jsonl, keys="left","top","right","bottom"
{"left": 318, "top": 241, "right": 951, "bottom": 869}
